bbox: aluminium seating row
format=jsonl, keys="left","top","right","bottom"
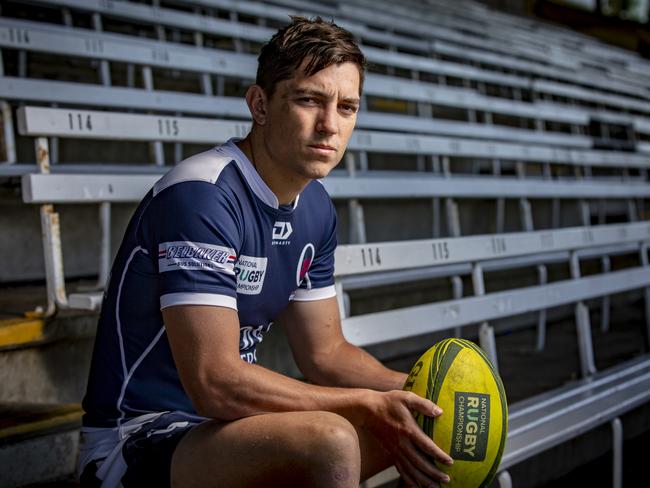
{"left": 0, "top": 15, "right": 646, "bottom": 137}
{"left": 16, "top": 104, "right": 650, "bottom": 312}
{"left": 0, "top": 15, "right": 646, "bottom": 237}
{"left": 346, "top": 0, "right": 650, "bottom": 89}
{"left": 207, "top": 0, "right": 650, "bottom": 100}
{"left": 21, "top": 0, "right": 646, "bottom": 104}
{"left": 1, "top": 1, "right": 648, "bottom": 217}
{"left": 3, "top": 0, "right": 649, "bottom": 107}
{"left": 0, "top": 2, "right": 647, "bottom": 201}
{"left": 6, "top": 0, "right": 647, "bottom": 328}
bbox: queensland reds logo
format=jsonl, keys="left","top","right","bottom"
{"left": 296, "top": 243, "right": 315, "bottom": 288}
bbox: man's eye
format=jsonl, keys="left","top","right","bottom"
{"left": 340, "top": 104, "right": 358, "bottom": 114}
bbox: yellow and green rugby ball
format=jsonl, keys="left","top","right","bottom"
{"left": 404, "top": 338, "right": 508, "bottom": 488}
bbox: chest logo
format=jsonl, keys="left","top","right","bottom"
{"left": 235, "top": 255, "right": 268, "bottom": 295}
{"left": 272, "top": 221, "right": 293, "bottom": 245}
{"left": 296, "top": 243, "right": 315, "bottom": 289}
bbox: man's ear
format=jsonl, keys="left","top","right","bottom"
{"left": 245, "top": 85, "right": 268, "bottom": 125}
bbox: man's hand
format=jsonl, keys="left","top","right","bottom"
{"left": 364, "top": 390, "right": 453, "bottom": 487}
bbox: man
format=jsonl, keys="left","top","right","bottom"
{"left": 79, "top": 16, "right": 452, "bottom": 488}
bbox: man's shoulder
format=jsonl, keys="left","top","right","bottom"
{"left": 153, "top": 146, "right": 240, "bottom": 197}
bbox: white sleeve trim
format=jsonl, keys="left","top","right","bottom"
{"left": 291, "top": 284, "right": 337, "bottom": 302}
{"left": 160, "top": 292, "right": 238, "bottom": 310}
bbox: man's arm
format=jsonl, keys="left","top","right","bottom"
{"left": 163, "top": 304, "right": 388, "bottom": 422}
{"left": 279, "top": 297, "right": 456, "bottom": 484}
{"left": 163, "top": 304, "right": 452, "bottom": 484}
{"left": 278, "top": 297, "right": 406, "bottom": 391}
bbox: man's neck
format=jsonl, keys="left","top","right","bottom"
{"left": 236, "top": 134, "right": 308, "bottom": 206}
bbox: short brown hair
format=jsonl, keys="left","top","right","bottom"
{"left": 256, "top": 16, "right": 367, "bottom": 97}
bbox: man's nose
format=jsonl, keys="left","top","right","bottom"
{"left": 316, "top": 104, "right": 339, "bottom": 136}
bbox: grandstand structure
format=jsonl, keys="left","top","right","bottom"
{"left": 0, "top": 0, "right": 649, "bottom": 486}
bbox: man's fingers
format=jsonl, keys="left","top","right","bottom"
{"left": 395, "top": 460, "right": 420, "bottom": 488}
{"left": 404, "top": 392, "right": 442, "bottom": 417}
{"left": 410, "top": 425, "right": 454, "bottom": 466}
{"left": 402, "top": 441, "right": 451, "bottom": 484}
{"left": 396, "top": 455, "right": 442, "bottom": 488}
{"left": 398, "top": 395, "right": 453, "bottom": 466}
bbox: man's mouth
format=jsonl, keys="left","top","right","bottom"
{"left": 309, "top": 144, "right": 336, "bottom": 152}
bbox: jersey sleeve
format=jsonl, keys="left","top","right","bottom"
{"left": 292, "top": 198, "right": 337, "bottom": 302}
{"left": 147, "top": 181, "right": 242, "bottom": 311}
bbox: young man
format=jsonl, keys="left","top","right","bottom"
{"left": 79, "top": 16, "right": 452, "bottom": 488}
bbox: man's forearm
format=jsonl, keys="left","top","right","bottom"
{"left": 305, "top": 341, "right": 408, "bottom": 391}
{"left": 195, "top": 357, "right": 379, "bottom": 424}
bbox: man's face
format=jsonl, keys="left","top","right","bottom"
{"left": 260, "top": 61, "right": 361, "bottom": 182}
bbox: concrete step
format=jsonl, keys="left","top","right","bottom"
{"left": 0, "top": 403, "right": 82, "bottom": 488}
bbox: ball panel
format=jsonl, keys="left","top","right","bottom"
{"left": 427, "top": 339, "right": 463, "bottom": 438}
{"left": 453, "top": 340, "right": 509, "bottom": 488}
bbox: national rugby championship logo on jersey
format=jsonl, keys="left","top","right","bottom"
{"left": 296, "top": 243, "right": 315, "bottom": 289}
{"left": 158, "top": 241, "right": 236, "bottom": 273}
{"left": 235, "top": 255, "right": 268, "bottom": 295}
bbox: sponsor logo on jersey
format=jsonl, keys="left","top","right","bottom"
{"left": 235, "top": 255, "right": 268, "bottom": 295}
{"left": 296, "top": 243, "right": 315, "bottom": 288}
{"left": 239, "top": 323, "right": 271, "bottom": 352}
{"left": 272, "top": 221, "right": 292, "bottom": 246}
{"left": 158, "top": 241, "right": 236, "bottom": 274}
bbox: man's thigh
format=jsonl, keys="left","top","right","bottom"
{"left": 170, "top": 410, "right": 393, "bottom": 487}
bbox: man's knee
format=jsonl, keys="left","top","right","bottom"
{"left": 301, "top": 411, "right": 360, "bottom": 458}
{"left": 171, "top": 412, "right": 362, "bottom": 487}
{"left": 296, "top": 412, "right": 361, "bottom": 485}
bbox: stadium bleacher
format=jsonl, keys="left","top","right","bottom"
{"left": 1, "top": 0, "right": 650, "bottom": 486}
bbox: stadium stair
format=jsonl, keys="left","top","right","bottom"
{"left": 0, "top": 314, "right": 93, "bottom": 486}
{"left": 0, "top": 402, "right": 82, "bottom": 487}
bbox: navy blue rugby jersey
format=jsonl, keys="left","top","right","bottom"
{"left": 82, "top": 139, "right": 337, "bottom": 428}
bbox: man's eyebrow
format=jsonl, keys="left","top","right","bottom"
{"left": 341, "top": 96, "right": 361, "bottom": 105}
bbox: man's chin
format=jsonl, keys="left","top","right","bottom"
{"left": 306, "top": 166, "right": 336, "bottom": 181}
{"left": 301, "top": 160, "right": 339, "bottom": 180}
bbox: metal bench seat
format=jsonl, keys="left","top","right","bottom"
{"left": 341, "top": 265, "right": 650, "bottom": 347}
{"left": 366, "top": 354, "right": 650, "bottom": 487}
{"left": 347, "top": 0, "right": 650, "bottom": 96}
{"left": 21, "top": 172, "right": 650, "bottom": 205}
{"left": 338, "top": 242, "right": 642, "bottom": 291}
{"left": 502, "top": 354, "right": 650, "bottom": 470}
{"left": 2, "top": 76, "right": 647, "bottom": 159}
{"left": 341, "top": 0, "right": 649, "bottom": 99}
{"left": 0, "top": 77, "right": 249, "bottom": 118}
{"left": 0, "top": 77, "right": 608, "bottom": 154}
{"left": 13, "top": 107, "right": 649, "bottom": 172}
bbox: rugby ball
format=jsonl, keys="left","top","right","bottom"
{"left": 403, "top": 338, "right": 508, "bottom": 488}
